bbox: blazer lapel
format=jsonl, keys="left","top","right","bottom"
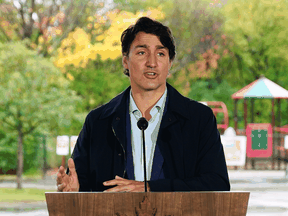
{"left": 101, "top": 87, "right": 131, "bottom": 154}
{"left": 100, "top": 87, "right": 130, "bottom": 178}
{"left": 150, "top": 142, "right": 164, "bottom": 180}
{"left": 151, "top": 83, "right": 189, "bottom": 180}
{"left": 111, "top": 110, "right": 126, "bottom": 152}
{"left": 157, "top": 110, "right": 185, "bottom": 179}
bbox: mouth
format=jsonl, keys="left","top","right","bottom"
{"left": 146, "top": 72, "right": 156, "bottom": 76}
{"left": 144, "top": 72, "right": 158, "bottom": 79}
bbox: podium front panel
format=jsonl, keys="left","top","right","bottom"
{"left": 46, "top": 191, "right": 249, "bottom": 216}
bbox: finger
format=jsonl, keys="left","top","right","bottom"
{"left": 56, "top": 169, "right": 66, "bottom": 184}
{"left": 63, "top": 182, "right": 73, "bottom": 192}
{"left": 115, "top": 175, "right": 124, "bottom": 179}
{"left": 103, "top": 179, "right": 129, "bottom": 186}
{"left": 63, "top": 185, "right": 71, "bottom": 192}
{"left": 57, "top": 183, "right": 66, "bottom": 192}
{"left": 104, "top": 185, "right": 130, "bottom": 192}
{"left": 56, "top": 172, "right": 62, "bottom": 184}
{"left": 68, "top": 158, "right": 77, "bottom": 176}
{"left": 104, "top": 182, "right": 145, "bottom": 192}
{"left": 58, "top": 166, "right": 65, "bottom": 174}
{"left": 103, "top": 180, "right": 117, "bottom": 186}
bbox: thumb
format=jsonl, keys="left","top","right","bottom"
{"left": 68, "top": 158, "right": 77, "bottom": 176}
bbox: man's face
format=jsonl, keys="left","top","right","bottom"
{"left": 123, "top": 32, "right": 172, "bottom": 93}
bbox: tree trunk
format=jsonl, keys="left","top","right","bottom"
{"left": 16, "top": 126, "right": 24, "bottom": 190}
{"left": 42, "top": 135, "right": 47, "bottom": 180}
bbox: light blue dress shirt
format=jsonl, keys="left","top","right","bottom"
{"left": 129, "top": 88, "right": 167, "bottom": 181}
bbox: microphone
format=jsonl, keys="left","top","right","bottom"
{"left": 137, "top": 117, "right": 149, "bottom": 192}
{"left": 137, "top": 117, "right": 148, "bottom": 130}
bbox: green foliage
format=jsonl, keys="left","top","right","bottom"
{"left": 0, "top": 129, "right": 17, "bottom": 172}
{"left": 188, "top": 79, "right": 235, "bottom": 101}
{"left": 0, "top": 127, "right": 60, "bottom": 173}
{"left": 22, "top": 134, "right": 42, "bottom": 172}
{"left": 162, "top": 0, "right": 224, "bottom": 74}
{"left": 219, "top": 0, "right": 288, "bottom": 88}
{"left": 114, "top": 0, "right": 166, "bottom": 12}
{"left": 188, "top": 79, "right": 236, "bottom": 125}
{"left": 65, "top": 57, "right": 130, "bottom": 113}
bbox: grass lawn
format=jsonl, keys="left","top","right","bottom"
{"left": 0, "top": 188, "right": 55, "bottom": 203}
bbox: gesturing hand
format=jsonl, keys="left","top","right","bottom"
{"left": 103, "top": 175, "right": 150, "bottom": 192}
{"left": 56, "top": 158, "right": 79, "bottom": 192}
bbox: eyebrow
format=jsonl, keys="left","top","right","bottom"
{"left": 135, "top": 44, "right": 167, "bottom": 50}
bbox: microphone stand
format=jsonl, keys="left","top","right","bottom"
{"left": 137, "top": 117, "right": 149, "bottom": 192}
{"left": 142, "top": 129, "right": 147, "bottom": 192}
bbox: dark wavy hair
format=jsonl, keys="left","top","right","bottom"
{"left": 121, "top": 17, "right": 176, "bottom": 76}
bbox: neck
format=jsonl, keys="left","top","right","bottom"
{"left": 131, "top": 86, "right": 166, "bottom": 121}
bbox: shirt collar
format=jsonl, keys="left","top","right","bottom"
{"left": 129, "top": 87, "right": 167, "bottom": 115}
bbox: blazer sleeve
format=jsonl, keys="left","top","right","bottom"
{"left": 148, "top": 106, "right": 230, "bottom": 192}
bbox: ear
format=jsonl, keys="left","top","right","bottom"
{"left": 168, "top": 59, "right": 173, "bottom": 70}
{"left": 122, "top": 56, "right": 129, "bottom": 69}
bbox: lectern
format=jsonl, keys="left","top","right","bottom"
{"left": 46, "top": 191, "right": 249, "bottom": 215}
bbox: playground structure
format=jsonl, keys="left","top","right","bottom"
{"left": 200, "top": 101, "right": 229, "bottom": 134}
{"left": 231, "top": 75, "right": 288, "bottom": 170}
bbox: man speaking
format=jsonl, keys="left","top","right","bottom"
{"left": 56, "top": 17, "right": 230, "bottom": 192}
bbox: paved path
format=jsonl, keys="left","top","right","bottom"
{"left": 0, "top": 170, "right": 288, "bottom": 215}
{"left": 229, "top": 170, "right": 288, "bottom": 216}
{"left": 0, "top": 210, "right": 48, "bottom": 216}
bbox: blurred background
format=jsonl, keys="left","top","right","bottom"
{"left": 0, "top": 0, "right": 288, "bottom": 215}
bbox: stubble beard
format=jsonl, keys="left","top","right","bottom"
{"left": 138, "top": 81, "right": 166, "bottom": 93}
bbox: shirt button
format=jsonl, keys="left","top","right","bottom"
{"left": 116, "top": 117, "right": 120, "bottom": 120}
{"left": 118, "top": 153, "right": 121, "bottom": 156}
{"left": 168, "top": 118, "right": 172, "bottom": 121}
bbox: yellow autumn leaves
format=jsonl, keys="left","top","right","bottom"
{"left": 54, "top": 7, "right": 165, "bottom": 75}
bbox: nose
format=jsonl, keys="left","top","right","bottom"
{"left": 146, "top": 53, "right": 157, "bottom": 68}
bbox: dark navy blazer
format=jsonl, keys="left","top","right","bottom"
{"left": 71, "top": 83, "right": 230, "bottom": 192}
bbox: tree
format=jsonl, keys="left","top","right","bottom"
{"left": 0, "top": 41, "right": 80, "bottom": 189}
{"left": 219, "top": 0, "right": 288, "bottom": 88}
